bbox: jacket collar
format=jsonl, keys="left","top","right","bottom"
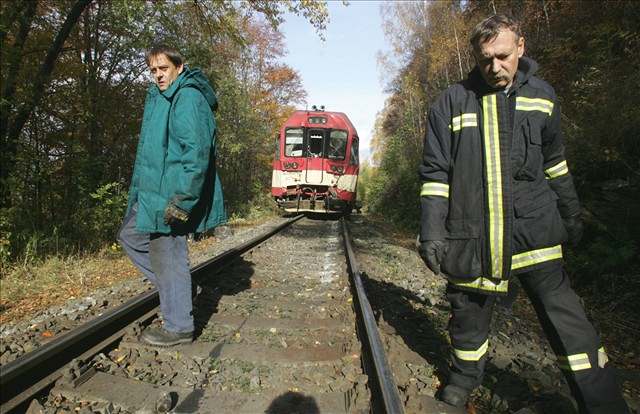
{"left": 159, "top": 68, "right": 187, "bottom": 99}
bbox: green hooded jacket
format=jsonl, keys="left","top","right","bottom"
{"left": 126, "top": 67, "right": 226, "bottom": 234}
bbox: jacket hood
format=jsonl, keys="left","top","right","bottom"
{"left": 467, "top": 56, "right": 539, "bottom": 95}
{"left": 159, "top": 66, "right": 218, "bottom": 111}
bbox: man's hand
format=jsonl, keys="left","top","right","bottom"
{"left": 164, "top": 201, "right": 189, "bottom": 226}
{"left": 419, "top": 240, "right": 449, "bottom": 275}
{"left": 563, "top": 214, "right": 583, "bottom": 247}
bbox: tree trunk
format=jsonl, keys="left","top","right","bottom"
{"left": 1, "top": 0, "right": 93, "bottom": 208}
{"left": 452, "top": 16, "right": 464, "bottom": 80}
{"left": 0, "top": 0, "right": 38, "bottom": 161}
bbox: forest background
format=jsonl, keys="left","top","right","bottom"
{"left": 1, "top": 1, "right": 639, "bottom": 321}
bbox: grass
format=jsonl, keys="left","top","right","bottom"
{"left": 0, "top": 246, "right": 139, "bottom": 325}
{"left": 0, "top": 207, "right": 280, "bottom": 326}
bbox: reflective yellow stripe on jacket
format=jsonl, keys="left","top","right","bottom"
{"left": 482, "top": 94, "right": 504, "bottom": 279}
{"left": 450, "top": 276, "right": 509, "bottom": 293}
{"left": 420, "top": 182, "right": 449, "bottom": 198}
{"left": 451, "top": 246, "right": 562, "bottom": 293}
{"left": 454, "top": 339, "right": 489, "bottom": 361}
{"left": 449, "top": 113, "right": 478, "bottom": 132}
{"left": 515, "top": 97, "right": 554, "bottom": 115}
{"left": 545, "top": 160, "right": 569, "bottom": 179}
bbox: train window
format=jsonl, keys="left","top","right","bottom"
{"left": 350, "top": 137, "right": 359, "bottom": 165}
{"left": 274, "top": 134, "right": 280, "bottom": 160}
{"left": 308, "top": 117, "right": 327, "bottom": 124}
{"left": 285, "top": 128, "right": 304, "bottom": 157}
{"left": 328, "top": 130, "right": 347, "bottom": 160}
{"left": 307, "top": 129, "right": 324, "bottom": 157}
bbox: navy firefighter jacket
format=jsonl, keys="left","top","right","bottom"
{"left": 419, "top": 57, "right": 581, "bottom": 295}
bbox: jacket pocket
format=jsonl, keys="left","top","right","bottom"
{"left": 513, "top": 195, "right": 567, "bottom": 250}
{"left": 442, "top": 219, "right": 482, "bottom": 279}
{"left": 515, "top": 119, "right": 543, "bottom": 181}
{"left": 514, "top": 189, "right": 557, "bottom": 218}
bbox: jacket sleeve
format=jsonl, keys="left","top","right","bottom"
{"left": 169, "top": 88, "right": 214, "bottom": 213}
{"left": 419, "top": 108, "right": 451, "bottom": 241}
{"left": 542, "top": 99, "right": 581, "bottom": 218}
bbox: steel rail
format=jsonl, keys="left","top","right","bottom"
{"left": 341, "top": 219, "right": 405, "bottom": 414}
{"left": 0, "top": 214, "right": 304, "bottom": 413}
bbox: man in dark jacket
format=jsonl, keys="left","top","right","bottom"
{"left": 418, "top": 15, "right": 629, "bottom": 412}
{"left": 118, "top": 45, "right": 226, "bottom": 347}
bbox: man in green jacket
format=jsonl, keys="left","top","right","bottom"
{"left": 118, "top": 45, "right": 226, "bottom": 347}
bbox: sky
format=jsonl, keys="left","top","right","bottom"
{"left": 280, "top": 1, "right": 391, "bottom": 162}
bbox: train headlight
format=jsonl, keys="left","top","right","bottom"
{"left": 283, "top": 161, "right": 299, "bottom": 170}
{"left": 330, "top": 165, "right": 344, "bottom": 175}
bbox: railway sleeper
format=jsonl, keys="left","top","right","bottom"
{"left": 52, "top": 370, "right": 367, "bottom": 413}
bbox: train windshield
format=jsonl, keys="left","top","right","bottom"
{"left": 350, "top": 138, "right": 359, "bottom": 165}
{"left": 328, "top": 130, "right": 347, "bottom": 160}
{"left": 285, "top": 128, "right": 304, "bottom": 157}
{"left": 307, "top": 129, "right": 324, "bottom": 157}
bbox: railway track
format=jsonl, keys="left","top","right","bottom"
{"left": 1, "top": 216, "right": 461, "bottom": 413}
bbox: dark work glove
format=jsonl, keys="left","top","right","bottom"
{"left": 164, "top": 201, "right": 189, "bottom": 226}
{"left": 419, "top": 240, "right": 449, "bottom": 275}
{"left": 563, "top": 214, "right": 583, "bottom": 247}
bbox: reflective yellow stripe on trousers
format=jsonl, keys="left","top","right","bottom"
{"left": 598, "top": 346, "right": 609, "bottom": 368}
{"left": 558, "top": 353, "right": 592, "bottom": 371}
{"left": 454, "top": 339, "right": 489, "bottom": 361}
{"left": 482, "top": 94, "right": 504, "bottom": 278}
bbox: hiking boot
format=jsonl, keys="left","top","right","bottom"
{"left": 440, "top": 384, "right": 471, "bottom": 408}
{"left": 141, "top": 327, "right": 193, "bottom": 347}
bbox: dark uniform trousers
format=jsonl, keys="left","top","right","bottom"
{"left": 446, "top": 263, "right": 629, "bottom": 413}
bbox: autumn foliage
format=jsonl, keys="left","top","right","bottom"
{"left": 0, "top": 1, "right": 327, "bottom": 264}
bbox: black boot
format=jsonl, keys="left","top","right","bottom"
{"left": 141, "top": 327, "right": 193, "bottom": 347}
{"left": 440, "top": 384, "right": 471, "bottom": 408}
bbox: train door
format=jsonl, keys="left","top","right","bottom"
{"left": 305, "top": 128, "right": 325, "bottom": 184}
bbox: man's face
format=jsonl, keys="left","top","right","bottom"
{"left": 473, "top": 29, "right": 524, "bottom": 89}
{"left": 148, "top": 53, "right": 183, "bottom": 91}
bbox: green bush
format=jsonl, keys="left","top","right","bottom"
{"left": 0, "top": 209, "right": 12, "bottom": 269}
{"left": 88, "top": 182, "right": 128, "bottom": 243}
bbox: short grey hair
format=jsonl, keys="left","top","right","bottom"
{"left": 470, "top": 14, "right": 521, "bottom": 50}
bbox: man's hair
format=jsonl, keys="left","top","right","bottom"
{"left": 470, "top": 14, "right": 521, "bottom": 49}
{"left": 145, "top": 44, "right": 184, "bottom": 67}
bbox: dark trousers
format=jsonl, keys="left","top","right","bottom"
{"left": 446, "top": 265, "right": 629, "bottom": 413}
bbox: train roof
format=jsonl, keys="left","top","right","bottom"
{"left": 283, "top": 110, "right": 358, "bottom": 136}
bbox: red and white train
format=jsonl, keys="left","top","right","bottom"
{"left": 271, "top": 107, "right": 359, "bottom": 214}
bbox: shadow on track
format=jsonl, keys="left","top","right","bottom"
{"left": 192, "top": 256, "right": 254, "bottom": 339}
